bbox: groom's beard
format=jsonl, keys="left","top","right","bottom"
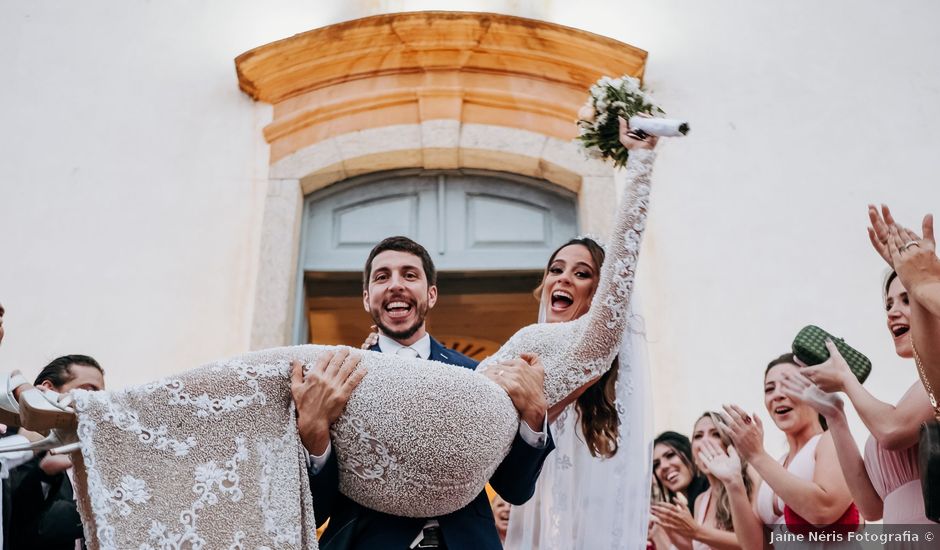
{"left": 371, "top": 301, "right": 430, "bottom": 342}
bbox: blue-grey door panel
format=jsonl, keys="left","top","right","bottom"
{"left": 301, "top": 171, "right": 577, "bottom": 272}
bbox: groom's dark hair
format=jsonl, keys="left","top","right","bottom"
{"left": 363, "top": 236, "right": 437, "bottom": 289}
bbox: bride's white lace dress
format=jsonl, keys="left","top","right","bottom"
{"left": 504, "top": 300, "right": 653, "bottom": 550}
{"left": 68, "top": 149, "right": 658, "bottom": 549}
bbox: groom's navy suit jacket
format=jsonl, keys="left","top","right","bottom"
{"left": 309, "top": 336, "right": 554, "bottom": 550}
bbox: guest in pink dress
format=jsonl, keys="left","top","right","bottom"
{"left": 867, "top": 205, "right": 940, "bottom": 428}
{"left": 781, "top": 272, "right": 934, "bottom": 525}
{"left": 652, "top": 412, "right": 757, "bottom": 550}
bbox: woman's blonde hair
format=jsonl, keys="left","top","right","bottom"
{"left": 696, "top": 412, "right": 754, "bottom": 531}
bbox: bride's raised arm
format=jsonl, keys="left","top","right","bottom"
{"left": 486, "top": 117, "right": 661, "bottom": 405}
{"left": 568, "top": 127, "right": 656, "bottom": 374}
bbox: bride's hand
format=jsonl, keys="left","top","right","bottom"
{"left": 619, "top": 116, "right": 658, "bottom": 151}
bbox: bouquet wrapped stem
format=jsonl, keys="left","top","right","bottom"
{"left": 577, "top": 75, "right": 688, "bottom": 167}
{"left": 628, "top": 116, "right": 689, "bottom": 138}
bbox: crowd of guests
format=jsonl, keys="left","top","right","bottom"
{"left": 494, "top": 204, "right": 940, "bottom": 549}
{"left": 632, "top": 206, "right": 940, "bottom": 550}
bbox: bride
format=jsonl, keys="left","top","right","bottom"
{"left": 505, "top": 117, "right": 655, "bottom": 550}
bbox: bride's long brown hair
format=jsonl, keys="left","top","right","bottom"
{"left": 535, "top": 237, "right": 620, "bottom": 458}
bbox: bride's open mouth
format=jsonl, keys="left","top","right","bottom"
{"left": 551, "top": 289, "right": 575, "bottom": 312}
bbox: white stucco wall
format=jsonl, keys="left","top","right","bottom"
{"left": 590, "top": 0, "right": 940, "bottom": 453}
{"left": 2, "top": 0, "right": 939, "bottom": 457}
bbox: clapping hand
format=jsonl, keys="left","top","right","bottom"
{"left": 720, "top": 404, "right": 765, "bottom": 462}
{"left": 697, "top": 438, "right": 743, "bottom": 486}
{"left": 780, "top": 370, "right": 844, "bottom": 419}
{"left": 868, "top": 205, "right": 937, "bottom": 280}
{"left": 888, "top": 215, "right": 937, "bottom": 292}
{"left": 798, "top": 339, "right": 854, "bottom": 393}
{"left": 868, "top": 204, "right": 896, "bottom": 268}
{"left": 647, "top": 517, "right": 672, "bottom": 550}
{"left": 651, "top": 492, "right": 699, "bottom": 539}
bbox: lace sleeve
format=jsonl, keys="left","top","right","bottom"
{"left": 568, "top": 149, "right": 656, "bottom": 368}
{"left": 481, "top": 149, "right": 657, "bottom": 405}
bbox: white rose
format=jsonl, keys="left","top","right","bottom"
{"left": 586, "top": 147, "right": 605, "bottom": 160}
{"left": 577, "top": 104, "right": 596, "bottom": 122}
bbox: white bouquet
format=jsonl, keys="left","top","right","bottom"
{"left": 576, "top": 75, "right": 688, "bottom": 167}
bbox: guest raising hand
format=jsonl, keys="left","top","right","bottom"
{"left": 652, "top": 412, "right": 757, "bottom": 550}
{"left": 869, "top": 205, "right": 940, "bottom": 407}
{"left": 697, "top": 439, "right": 762, "bottom": 550}
{"left": 722, "top": 355, "right": 857, "bottom": 549}
{"left": 780, "top": 332, "right": 934, "bottom": 524}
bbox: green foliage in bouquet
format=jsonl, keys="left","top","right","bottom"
{"left": 576, "top": 75, "right": 664, "bottom": 168}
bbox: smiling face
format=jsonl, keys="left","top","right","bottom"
{"left": 540, "top": 244, "right": 599, "bottom": 323}
{"left": 764, "top": 362, "right": 818, "bottom": 433}
{"left": 885, "top": 276, "right": 913, "bottom": 359}
{"left": 363, "top": 250, "right": 438, "bottom": 346}
{"left": 691, "top": 415, "right": 725, "bottom": 474}
{"left": 653, "top": 442, "right": 694, "bottom": 494}
{"left": 491, "top": 495, "right": 510, "bottom": 540}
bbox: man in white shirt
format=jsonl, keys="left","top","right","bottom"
{"left": 291, "top": 236, "right": 553, "bottom": 550}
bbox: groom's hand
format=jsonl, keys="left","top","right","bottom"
{"left": 291, "top": 348, "right": 366, "bottom": 456}
{"left": 484, "top": 353, "right": 547, "bottom": 431}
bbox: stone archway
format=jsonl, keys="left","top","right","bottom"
{"left": 235, "top": 11, "right": 648, "bottom": 348}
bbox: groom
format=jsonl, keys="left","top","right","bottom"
{"left": 292, "top": 236, "right": 554, "bottom": 550}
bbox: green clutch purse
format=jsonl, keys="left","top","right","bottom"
{"left": 792, "top": 325, "right": 872, "bottom": 384}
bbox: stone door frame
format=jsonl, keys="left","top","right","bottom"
{"left": 235, "top": 12, "right": 648, "bottom": 348}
